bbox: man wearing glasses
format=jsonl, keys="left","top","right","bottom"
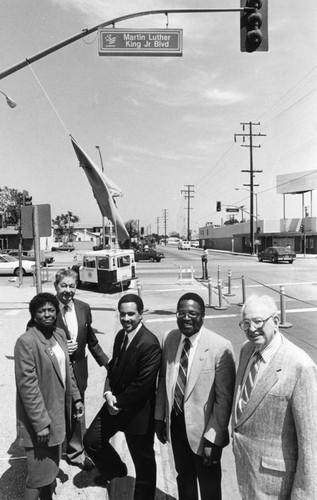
{"left": 232, "top": 294, "right": 317, "bottom": 499}
{"left": 155, "top": 292, "right": 235, "bottom": 500}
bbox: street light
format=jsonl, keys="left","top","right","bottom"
{"left": 0, "top": 90, "right": 17, "bottom": 108}
{"left": 235, "top": 187, "right": 258, "bottom": 222}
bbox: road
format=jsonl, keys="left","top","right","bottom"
{"left": 0, "top": 246, "right": 316, "bottom": 499}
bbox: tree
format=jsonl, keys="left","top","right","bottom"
{"left": 0, "top": 186, "right": 20, "bottom": 227}
{"left": 52, "top": 211, "right": 79, "bottom": 242}
{"left": 125, "top": 219, "right": 138, "bottom": 239}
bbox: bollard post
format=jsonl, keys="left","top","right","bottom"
{"left": 206, "top": 278, "right": 212, "bottom": 308}
{"left": 279, "top": 285, "right": 292, "bottom": 328}
{"left": 238, "top": 275, "right": 246, "bottom": 306}
{"left": 213, "top": 278, "right": 228, "bottom": 310}
{"left": 224, "top": 269, "right": 235, "bottom": 297}
{"left": 137, "top": 280, "right": 142, "bottom": 299}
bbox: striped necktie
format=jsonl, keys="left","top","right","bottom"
{"left": 173, "top": 337, "right": 191, "bottom": 415}
{"left": 237, "top": 351, "right": 262, "bottom": 420}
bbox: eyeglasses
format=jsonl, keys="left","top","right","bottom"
{"left": 239, "top": 315, "right": 273, "bottom": 331}
{"left": 176, "top": 311, "right": 201, "bottom": 319}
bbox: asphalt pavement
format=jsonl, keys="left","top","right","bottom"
{"left": 1, "top": 248, "right": 316, "bottom": 499}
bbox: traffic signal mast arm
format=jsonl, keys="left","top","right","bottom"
{"left": 0, "top": 7, "right": 262, "bottom": 81}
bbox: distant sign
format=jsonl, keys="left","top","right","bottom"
{"left": 98, "top": 29, "right": 183, "bottom": 57}
{"left": 226, "top": 208, "right": 239, "bottom": 213}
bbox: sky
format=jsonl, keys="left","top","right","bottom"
{"left": 1, "top": 0, "right": 317, "bottom": 237}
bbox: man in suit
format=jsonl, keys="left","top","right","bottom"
{"left": 232, "top": 294, "right": 317, "bottom": 499}
{"left": 54, "top": 268, "right": 109, "bottom": 470}
{"left": 84, "top": 293, "right": 161, "bottom": 500}
{"left": 155, "top": 292, "right": 235, "bottom": 500}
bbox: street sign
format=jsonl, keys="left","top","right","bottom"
{"left": 98, "top": 29, "right": 183, "bottom": 57}
{"left": 226, "top": 208, "right": 239, "bottom": 213}
{"left": 21, "top": 204, "right": 51, "bottom": 238}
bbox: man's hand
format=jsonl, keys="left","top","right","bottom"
{"left": 203, "top": 440, "right": 222, "bottom": 466}
{"left": 37, "top": 426, "right": 50, "bottom": 445}
{"left": 67, "top": 339, "right": 78, "bottom": 355}
{"left": 74, "top": 401, "right": 84, "bottom": 419}
{"left": 105, "top": 392, "right": 121, "bottom": 415}
{"left": 155, "top": 420, "right": 167, "bottom": 444}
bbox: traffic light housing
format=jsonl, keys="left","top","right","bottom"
{"left": 240, "top": 0, "right": 268, "bottom": 53}
{"left": 216, "top": 201, "right": 221, "bottom": 212}
{"left": 20, "top": 190, "right": 32, "bottom": 205}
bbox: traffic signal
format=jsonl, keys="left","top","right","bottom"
{"left": 140, "top": 226, "right": 144, "bottom": 235}
{"left": 240, "top": 0, "right": 268, "bottom": 53}
{"left": 300, "top": 224, "right": 304, "bottom": 233}
{"left": 21, "top": 190, "right": 32, "bottom": 205}
{"left": 216, "top": 201, "right": 221, "bottom": 212}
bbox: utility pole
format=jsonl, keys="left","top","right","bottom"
{"left": 95, "top": 145, "right": 106, "bottom": 248}
{"left": 156, "top": 216, "right": 160, "bottom": 236}
{"left": 162, "top": 209, "right": 168, "bottom": 245}
{"left": 181, "top": 185, "right": 194, "bottom": 241}
{"left": 234, "top": 122, "right": 265, "bottom": 254}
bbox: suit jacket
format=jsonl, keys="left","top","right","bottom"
{"left": 105, "top": 323, "right": 161, "bottom": 435}
{"left": 232, "top": 335, "right": 317, "bottom": 500}
{"left": 55, "top": 298, "right": 108, "bottom": 394}
{"left": 14, "top": 326, "right": 81, "bottom": 448}
{"left": 155, "top": 325, "right": 235, "bottom": 455}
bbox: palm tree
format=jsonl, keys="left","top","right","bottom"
{"left": 52, "top": 211, "right": 79, "bottom": 242}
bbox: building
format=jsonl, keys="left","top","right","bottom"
{"left": 199, "top": 217, "right": 317, "bottom": 255}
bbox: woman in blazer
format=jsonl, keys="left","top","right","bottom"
{"left": 14, "top": 293, "right": 83, "bottom": 500}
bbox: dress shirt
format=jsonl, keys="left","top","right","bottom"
{"left": 59, "top": 300, "right": 78, "bottom": 342}
{"left": 124, "top": 322, "right": 142, "bottom": 348}
{"left": 51, "top": 340, "right": 66, "bottom": 387}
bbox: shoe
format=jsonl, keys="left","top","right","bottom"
{"left": 80, "top": 455, "right": 95, "bottom": 471}
{"left": 94, "top": 463, "right": 127, "bottom": 486}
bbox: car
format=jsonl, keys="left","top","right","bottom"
{"left": 8, "top": 250, "right": 34, "bottom": 261}
{"left": 0, "top": 254, "right": 35, "bottom": 276}
{"left": 134, "top": 248, "right": 165, "bottom": 262}
{"left": 51, "top": 243, "right": 75, "bottom": 252}
{"left": 8, "top": 250, "right": 55, "bottom": 266}
{"left": 190, "top": 240, "right": 199, "bottom": 248}
{"left": 258, "top": 246, "right": 296, "bottom": 264}
{"left": 178, "top": 241, "right": 191, "bottom": 250}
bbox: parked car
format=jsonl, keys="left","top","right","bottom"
{"left": 134, "top": 248, "right": 165, "bottom": 262}
{"left": 0, "top": 254, "right": 34, "bottom": 276}
{"left": 258, "top": 246, "right": 296, "bottom": 264}
{"left": 190, "top": 240, "right": 199, "bottom": 248}
{"left": 51, "top": 244, "right": 75, "bottom": 252}
{"left": 178, "top": 240, "right": 191, "bottom": 250}
{"left": 8, "top": 250, "right": 54, "bottom": 266}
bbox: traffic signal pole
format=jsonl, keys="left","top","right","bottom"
{"left": 0, "top": 8, "right": 255, "bottom": 81}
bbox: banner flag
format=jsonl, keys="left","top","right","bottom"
{"left": 70, "top": 137, "right": 128, "bottom": 243}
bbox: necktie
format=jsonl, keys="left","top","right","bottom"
{"left": 173, "top": 338, "right": 191, "bottom": 415}
{"left": 62, "top": 305, "right": 71, "bottom": 340}
{"left": 116, "top": 333, "right": 128, "bottom": 366}
{"left": 237, "top": 351, "right": 262, "bottom": 420}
